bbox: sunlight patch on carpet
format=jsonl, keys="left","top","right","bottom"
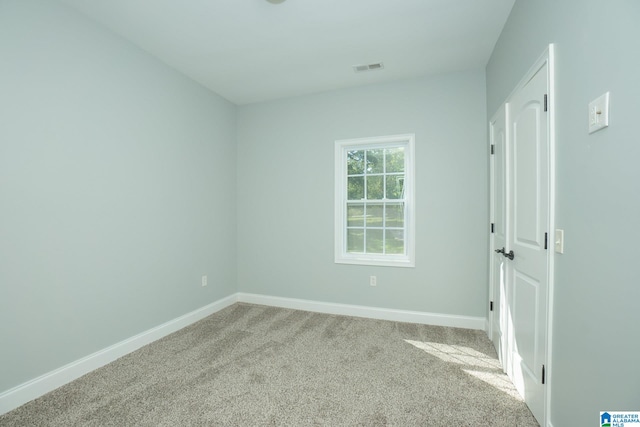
{"left": 404, "top": 340, "right": 522, "bottom": 400}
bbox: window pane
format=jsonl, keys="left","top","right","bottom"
{"left": 347, "top": 229, "right": 364, "bottom": 253}
{"left": 366, "top": 175, "right": 383, "bottom": 199}
{"left": 367, "top": 204, "right": 383, "bottom": 227}
{"left": 385, "top": 203, "right": 404, "bottom": 228}
{"left": 386, "top": 147, "right": 405, "bottom": 173}
{"left": 347, "top": 204, "right": 364, "bottom": 226}
{"left": 386, "top": 175, "right": 405, "bottom": 199}
{"left": 366, "top": 229, "right": 383, "bottom": 253}
{"left": 366, "top": 149, "right": 384, "bottom": 173}
{"left": 347, "top": 150, "right": 365, "bottom": 175}
{"left": 347, "top": 176, "right": 364, "bottom": 200}
{"left": 385, "top": 230, "right": 405, "bottom": 254}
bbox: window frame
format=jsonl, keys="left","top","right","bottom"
{"left": 334, "top": 134, "right": 415, "bottom": 267}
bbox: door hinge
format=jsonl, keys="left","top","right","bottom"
{"left": 490, "top": 144, "right": 495, "bottom": 155}
{"left": 542, "top": 364, "right": 546, "bottom": 384}
{"left": 544, "top": 232, "right": 548, "bottom": 250}
{"left": 544, "top": 94, "right": 548, "bottom": 112}
{"left": 490, "top": 301, "right": 494, "bottom": 312}
{"left": 491, "top": 223, "right": 495, "bottom": 234}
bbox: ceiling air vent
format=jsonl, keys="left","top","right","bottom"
{"left": 353, "top": 62, "right": 384, "bottom": 73}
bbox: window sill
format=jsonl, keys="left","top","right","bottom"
{"left": 335, "top": 256, "right": 415, "bottom": 268}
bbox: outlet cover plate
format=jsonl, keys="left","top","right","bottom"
{"left": 588, "top": 92, "right": 610, "bottom": 134}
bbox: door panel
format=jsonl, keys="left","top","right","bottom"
{"left": 513, "top": 271, "right": 539, "bottom": 374}
{"left": 513, "top": 105, "right": 542, "bottom": 247}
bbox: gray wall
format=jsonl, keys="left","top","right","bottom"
{"left": 237, "top": 71, "right": 488, "bottom": 316}
{"left": 0, "top": 0, "right": 237, "bottom": 392}
{"left": 487, "top": 1, "right": 640, "bottom": 425}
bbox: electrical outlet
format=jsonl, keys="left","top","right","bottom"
{"left": 588, "top": 92, "right": 610, "bottom": 134}
{"left": 201, "top": 275, "right": 208, "bottom": 287}
{"left": 370, "top": 275, "right": 377, "bottom": 287}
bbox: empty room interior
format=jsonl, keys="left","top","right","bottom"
{"left": 1, "top": 0, "right": 639, "bottom": 426}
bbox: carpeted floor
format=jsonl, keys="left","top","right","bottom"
{"left": 0, "top": 303, "right": 539, "bottom": 426}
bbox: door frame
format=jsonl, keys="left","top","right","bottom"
{"left": 488, "top": 44, "right": 555, "bottom": 427}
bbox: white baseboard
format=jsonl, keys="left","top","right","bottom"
{"left": 0, "top": 294, "right": 238, "bottom": 416}
{"left": 237, "top": 293, "right": 486, "bottom": 331}
{"left": 1, "top": 292, "right": 487, "bottom": 416}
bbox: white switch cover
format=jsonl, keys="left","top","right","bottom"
{"left": 588, "top": 92, "right": 610, "bottom": 134}
{"left": 555, "top": 229, "right": 564, "bottom": 254}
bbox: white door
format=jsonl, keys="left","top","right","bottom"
{"left": 489, "top": 105, "right": 508, "bottom": 369}
{"left": 506, "top": 61, "right": 549, "bottom": 424}
{"left": 490, "top": 48, "right": 553, "bottom": 426}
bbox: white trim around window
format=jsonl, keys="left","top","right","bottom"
{"left": 334, "top": 134, "right": 415, "bottom": 267}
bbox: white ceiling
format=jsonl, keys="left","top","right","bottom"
{"left": 59, "top": 0, "right": 515, "bottom": 105}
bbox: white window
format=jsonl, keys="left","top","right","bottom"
{"left": 334, "top": 134, "right": 415, "bottom": 267}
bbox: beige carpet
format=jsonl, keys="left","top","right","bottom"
{"left": 0, "top": 303, "right": 538, "bottom": 426}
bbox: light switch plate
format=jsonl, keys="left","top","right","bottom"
{"left": 588, "top": 92, "right": 610, "bottom": 134}
{"left": 555, "top": 229, "right": 564, "bottom": 254}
